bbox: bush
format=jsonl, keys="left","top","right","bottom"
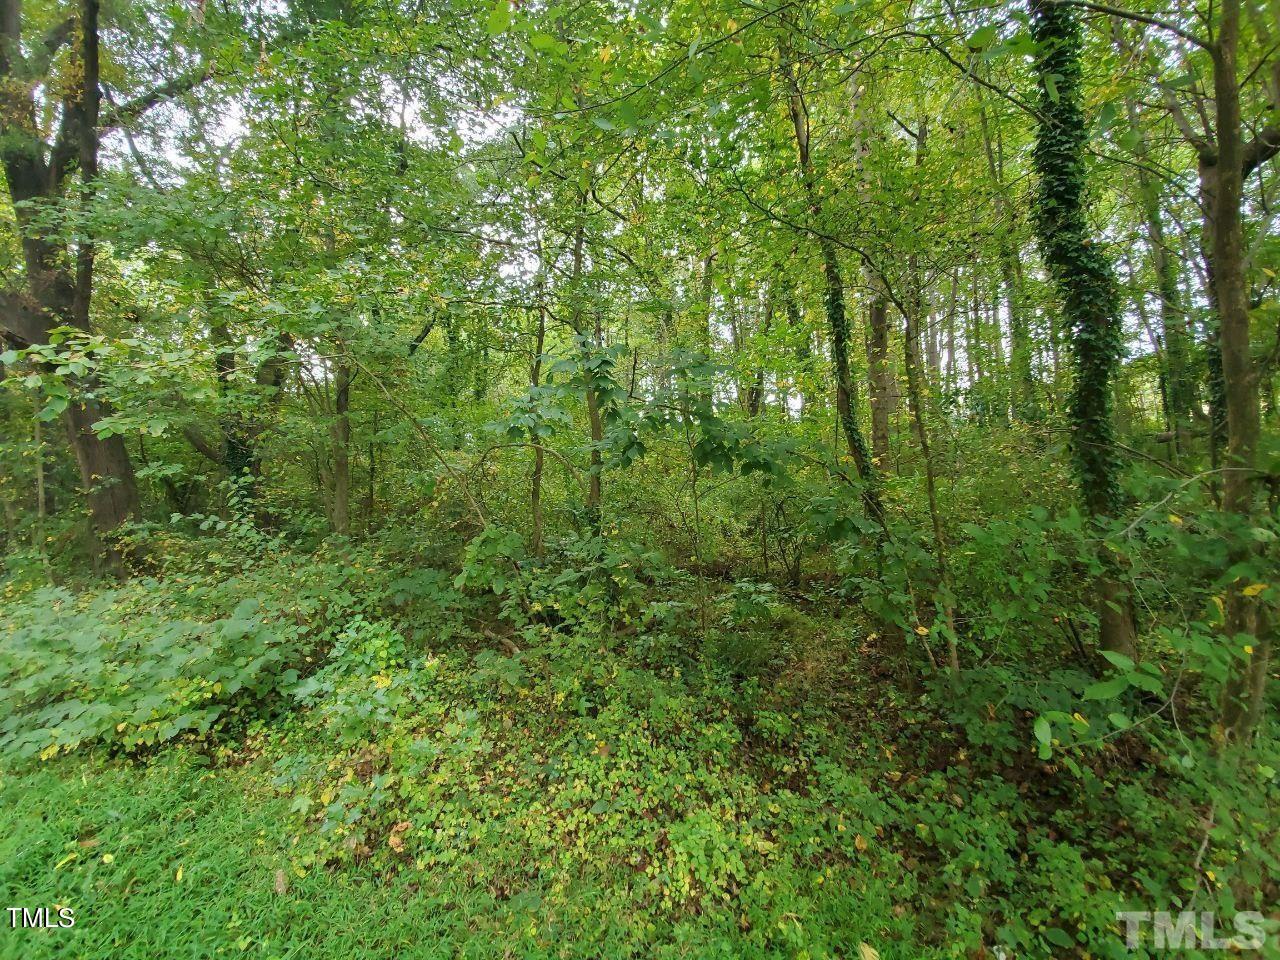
{"left": 0, "top": 586, "right": 303, "bottom": 758}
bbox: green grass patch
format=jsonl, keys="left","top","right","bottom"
{"left": 0, "top": 751, "right": 927, "bottom": 960}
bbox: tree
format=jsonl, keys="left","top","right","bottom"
{"left": 1029, "top": 0, "right": 1136, "bottom": 659}
{"left": 0, "top": 0, "right": 146, "bottom": 563}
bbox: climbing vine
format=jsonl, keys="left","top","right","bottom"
{"left": 1029, "top": 0, "right": 1126, "bottom": 520}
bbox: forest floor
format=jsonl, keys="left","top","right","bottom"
{"left": 0, "top": 653, "right": 934, "bottom": 960}
{"left": 2, "top": 548, "right": 1275, "bottom": 960}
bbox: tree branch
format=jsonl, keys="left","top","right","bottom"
{"left": 1058, "top": 0, "right": 1210, "bottom": 50}
{"left": 99, "top": 64, "right": 214, "bottom": 131}
{"left": 1242, "top": 124, "right": 1279, "bottom": 177}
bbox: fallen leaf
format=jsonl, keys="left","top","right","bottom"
{"left": 858, "top": 944, "right": 881, "bottom": 960}
{"left": 388, "top": 821, "right": 412, "bottom": 853}
{"left": 175, "top": 865, "right": 183, "bottom": 884}
{"left": 854, "top": 833, "right": 868, "bottom": 852}
{"left": 274, "top": 869, "right": 288, "bottom": 895}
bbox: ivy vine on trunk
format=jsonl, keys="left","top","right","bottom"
{"left": 1029, "top": 0, "right": 1136, "bottom": 660}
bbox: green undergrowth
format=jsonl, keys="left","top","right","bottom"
{"left": 2, "top": 531, "right": 1278, "bottom": 959}
{"left": 1, "top": 749, "right": 923, "bottom": 960}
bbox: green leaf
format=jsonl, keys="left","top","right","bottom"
{"left": 1099, "top": 650, "right": 1134, "bottom": 672}
{"left": 1083, "top": 676, "right": 1128, "bottom": 700}
{"left": 1043, "top": 72, "right": 1059, "bottom": 102}
{"left": 486, "top": 0, "right": 512, "bottom": 34}
{"left": 1033, "top": 716, "right": 1051, "bottom": 746}
{"left": 968, "top": 24, "right": 998, "bottom": 50}
{"left": 1044, "top": 928, "right": 1073, "bottom": 948}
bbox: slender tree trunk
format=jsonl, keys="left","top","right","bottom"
{"left": 945, "top": 273, "right": 958, "bottom": 393}
{"left": 781, "top": 51, "right": 885, "bottom": 527}
{"left": 567, "top": 216, "right": 603, "bottom": 528}
{"left": 530, "top": 287, "right": 547, "bottom": 557}
{"left": 698, "top": 253, "right": 715, "bottom": 361}
{"left": 329, "top": 362, "right": 351, "bottom": 535}
{"left": 964, "top": 278, "right": 980, "bottom": 389}
{"left": 866, "top": 296, "right": 892, "bottom": 470}
{"left": 747, "top": 294, "right": 772, "bottom": 417}
{"left": 977, "top": 86, "right": 1034, "bottom": 417}
{"left": 1124, "top": 97, "right": 1193, "bottom": 459}
{"left": 365, "top": 408, "right": 377, "bottom": 528}
{"left": 790, "top": 296, "right": 810, "bottom": 419}
{"left": 902, "top": 120, "right": 959, "bottom": 676}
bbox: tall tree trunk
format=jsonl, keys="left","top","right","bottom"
{"left": 1210, "top": 0, "right": 1268, "bottom": 739}
{"left": 964, "top": 277, "right": 980, "bottom": 389}
{"left": 365, "top": 408, "right": 377, "bottom": 528}
{"left": 1126, "top": 97, "right": 1193, "bottom": 459}
{"left": 530, "top": 282, "right": 548, "bottom": 557}
{"left": 567, "top": 216, "right": 603, "bottom": 528}
{"left": 698, "top": 253, "right": 715, "bottom": 359}
{"left": 66, "top": 0, "right": 140, "bottom": 564}
{"left": 329, "top": 362, "right": 351, "bottom": 536}
{"left": 0, "top": 0, "right": 140, "bottom": 566}
{"left": 945, "top": 272, "right": 958, "bottom": 393}
{"left": 1030, "top": 0, "right": 1136, "bottom": 660}
{"left": 903, "top": 118, "right": 959, "bottom": 676}
{"left": 977, "top": 84, "right": 1034, "bottom": 418}
{"left": 865, "top": 296, "right": 892, "bottom": 470}
{"left": 747, "top": 293, "right": 772, "bottom": 418}
{"left": 781, "top": 51, "right": 885, "bottom": 527}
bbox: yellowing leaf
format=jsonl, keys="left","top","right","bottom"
{"left": 1242, "top": 583, "right": 1267, "bottom": 597}
{"left": 914, "top": 625, "right": 929, "bottom": 636}
{"left": 859, "top": 944, "right": 881, "bottom": 960}
{"left": 1168, "top": 514, "right": 1183, "bottom": 525}
{"left": 101, "top": 853, "right": 115, "bottom": 864}
{"left": 388, "top": 821, "right": 412, "bottom": 853}
{"left": 175, "top": 865, "right": 184, "bottom": 883}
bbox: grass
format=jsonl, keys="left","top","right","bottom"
{"left": 1, "top": 753, "right": 480, "bottom": 960}
{"left": 0, "top": 750, "right": 924, "bottom": 960}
